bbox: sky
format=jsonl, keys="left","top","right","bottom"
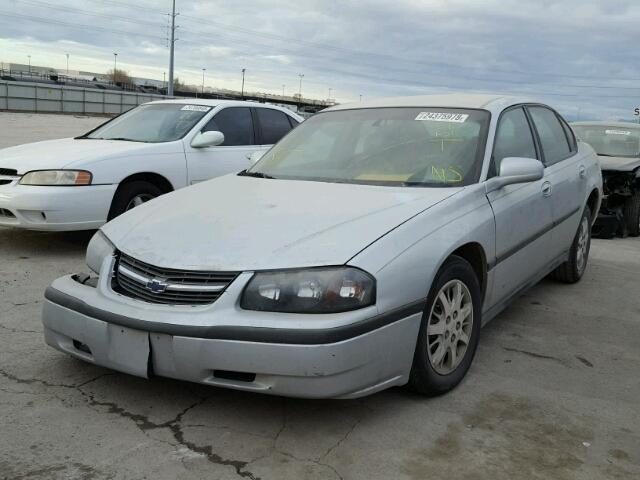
{"left": 1, "top": 0, "right": 639, "bottom": 121}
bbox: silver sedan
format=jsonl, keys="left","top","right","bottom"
{"left": 42, "top": 94, "right": 602, "bottom": 398}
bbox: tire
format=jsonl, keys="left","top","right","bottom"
{"left": 409, "top": 255, "right": 482, "bottom": 396}
{"left": 553, "top": 206, "right": 591, "bottom": 284}
{"left": 107, "top": 181, "right": 162, "bottom": 221}
{"left": 623, "top": 192, "right": 640, "bottom": 237}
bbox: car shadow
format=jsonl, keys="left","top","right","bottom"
{"left": 0, "top": 227, "right": 95, "bottom": 257}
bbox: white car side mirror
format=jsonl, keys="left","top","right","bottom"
{"left": 485, "top": 157, "right": 544, "bottom": 193}
{"left": 248, "top": 150, "right": 266, "bottom": 164}
{"left": 191, "top": 130, "right": 224, "bottom": 148}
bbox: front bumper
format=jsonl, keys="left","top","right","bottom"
{"left": 0, "top": 180, "right": 117, "bottom": 231}
{"left": 42, "top": 274, "right": 423, "bottom": 399}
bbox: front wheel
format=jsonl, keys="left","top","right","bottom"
{"left": 107, "top": 181, "right": 162, "bottom": 221}
{"left": 409, "top": 256, "right": 482, "bottom": 396}
{"left": 553, "top": 206, "right": 591, "bottom": 283}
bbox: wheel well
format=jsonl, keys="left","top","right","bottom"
{"left": 586, "top": 189, "right": 599, "bottom": 217}
{"left": 117, "top": 172, "right": 174, "bottom": 194}
{"left": 450, "top": 242, "right": 487, "bottom": 300}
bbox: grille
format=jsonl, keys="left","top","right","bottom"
{"left": 0, "top": 168, "right": 18, "bottom": 176}
{"left": 112, "top": 252, "right": 239, "bottom": 305}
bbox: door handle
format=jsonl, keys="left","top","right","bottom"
{"left": 542, "top": 181, "right": 552, "bottom": 197}
{"left": 579, "top": 165, "right": 586, "bottom": 179}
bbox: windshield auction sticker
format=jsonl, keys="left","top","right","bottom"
{"left": 605, "top": 129, "right": 631, "bottom": 136}
{"left": 415, "top": 112, "right": 469, "bottom": 122}
{"left": 181, "top": 105, "right": 212, "bottom": 112}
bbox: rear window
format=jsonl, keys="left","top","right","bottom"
{"left": 572, "top": 125, "right": 640, "bottom": 158}
{"left": 257, "top": 108, "right": 293, "bottom": 145}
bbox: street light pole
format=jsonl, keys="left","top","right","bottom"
{"left": 27, "top": 55, "right": 31, "bottom": 74}
{"left": 241, "top": 68, "right": 246, "bottom": 99}
{"left": 65, "top": 53, "right": 69, "bottom": 74}
{"left": 167, "top": 0, "right": 177, "bottom": 96}
{"left": 298, "top": 73, "right": 304, "bottom": 99}
{"left": 113, "top": 52, "right": 118, "bottom": 83}
{"left": 328, "top": 87, "right": 332, "bottom": 101}
{"left": 201, "top": 68, "right": 206, "bottom": 95}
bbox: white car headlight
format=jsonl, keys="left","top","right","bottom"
{"left": 86, "top": 231, "right": 115, "bottom": 274}
{"left": 19, "top": 170, "right": 92, "bottom": 186}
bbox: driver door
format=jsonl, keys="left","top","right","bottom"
{"left": 485, "top": 106, "right": 554, "bottom": 309}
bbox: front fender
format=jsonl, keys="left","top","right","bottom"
{"left": 349, "top": 185, "right": 495, "bottom": 315}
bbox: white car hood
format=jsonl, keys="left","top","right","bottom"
{"left": 0, "top": 138, "right": 172, "bottom": 173}
{"left": 102, "top": 175, "right": 462, "bottom": 271}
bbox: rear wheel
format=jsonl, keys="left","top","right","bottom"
{"left": 409, "top": 256, "right": 481, "bottom": 396}
{"left": 623, "top": 192, "right": 640, "bottom": 237}
{"left": 107, "top": 181, "right": 162, "bottom": 221}
{"left": 553, "top": 206, "right": 591, "bottom": 283}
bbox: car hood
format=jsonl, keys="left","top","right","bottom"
{"left": 598, "top": 155, "right": 640, "bottom": 172}
{"left": 102, "top": 175, "right": 463, "bottom": 271}
{"left": 0, "top": 138, "right": 173, "bottom": 173}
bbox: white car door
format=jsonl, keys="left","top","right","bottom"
{"left": 485, "top": 106, "right": 555, "bottom": 309}
{"left": 184, "top": 106, "right": 257, "bottom": 184}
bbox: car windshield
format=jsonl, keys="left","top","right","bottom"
{"left": 247, "top": 107, "right": 490, "bottom": 187}
{"left": 85, "top": 103, "right": 212, "bottom": 143}
{"left": 573, "top": 125, "right": 640, "bottom": 158}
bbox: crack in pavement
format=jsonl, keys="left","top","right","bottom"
{"left": 1, "top": 367, "right": 263, "bottom": 479}
{"left": 502, "top": 346, "right": 566, "bottom": 365}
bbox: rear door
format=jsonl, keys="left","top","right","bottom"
{"left": 184, "top": 106, "right": 256, "bottom": 184}
{"left": 527, "top": 105, "right": 585, "bottom": 257}
{"left": 485, "top": 106, "right": 555, "bottom": 308}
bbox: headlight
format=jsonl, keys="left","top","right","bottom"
{"left": 241, "top": 267, "right": 376, "bottom": 313}
{"left": 20, "top": 170, "right": 92, "bottom": 186}
{"left": 86, "top": 231, "right": 115, "bottom": 274}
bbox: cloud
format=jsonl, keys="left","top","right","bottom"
{"left": 0, "top": 0, "right": 639, "bottom": 120}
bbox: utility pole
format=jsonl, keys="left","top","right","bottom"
{"left": 163, "top": 72, "right": 166, "bottom": 90}
{"left": 167, "top": 0, "right": 177, "bottom": 96}
{"left": 27, "top": 55, "right": 31, "bottom": 74}
{"left": 241, "top": 68, "right": 246, "bottom": 99}
{"left": 298, "top": 74, "right": 304, "bottom": 99}
{"left": 65, "top": 53, "right": 69, "bottom": 74}
{"left": 113, "top": 52, "right": 118, "bottom": 82}
{"left": 201, "top": 68, "right": 206, "bottom": 95}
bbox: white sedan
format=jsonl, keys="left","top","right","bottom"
{"left": 0, "top": 99, "right": 302, "bottom": 230}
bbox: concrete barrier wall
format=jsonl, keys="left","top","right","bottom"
{"left": 0, "top": 80, "right": 170, "bottom": 115}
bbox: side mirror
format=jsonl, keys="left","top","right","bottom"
{"left": 247, "top": 150, "right": 266, "bottom": 164}
{"left": 191, "top": 130, "right": 224, "bottom": 148}
{"left": 485, "top": 157, "right": 544, "bottom": 193}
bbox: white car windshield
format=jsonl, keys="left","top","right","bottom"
{"left": 247, "top": 107, "right": 490, "bottom": 187}
{"left": 85, "top": 103, "right": 212, "bottom": 143}
{"left": 573, "top": 125, "right": 640, "bottom": 158}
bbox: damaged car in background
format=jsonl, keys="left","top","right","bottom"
{"left": 572, "top": 122, "right": 640, "bottom": 237}
{"left": 41, "top": 94, "right": 601, "bottom": 399}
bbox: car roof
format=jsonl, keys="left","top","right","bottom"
{"left": 325, "top": 93, "right": 536, "bottom": 113}
{"left": 146, "top": 98, "right": 301, "bottom": 116}
{"left": 571, "top": 121, "right": 640, "bottom": 130}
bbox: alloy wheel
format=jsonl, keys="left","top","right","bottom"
{"left": 125, "top": 193, "right": 155, "bottom": 211}
{"left": 426, "top": 279, "right": 474, "bottom": 375}
{"left": 576, "top": 216, "right": 590, "bottom": 274}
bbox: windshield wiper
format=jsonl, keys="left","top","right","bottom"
{"left": 238, "top": 170, "right": 277, "bottom": 179}
{"left": 105, "top": 137, "right": 146, "bottom": 142}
